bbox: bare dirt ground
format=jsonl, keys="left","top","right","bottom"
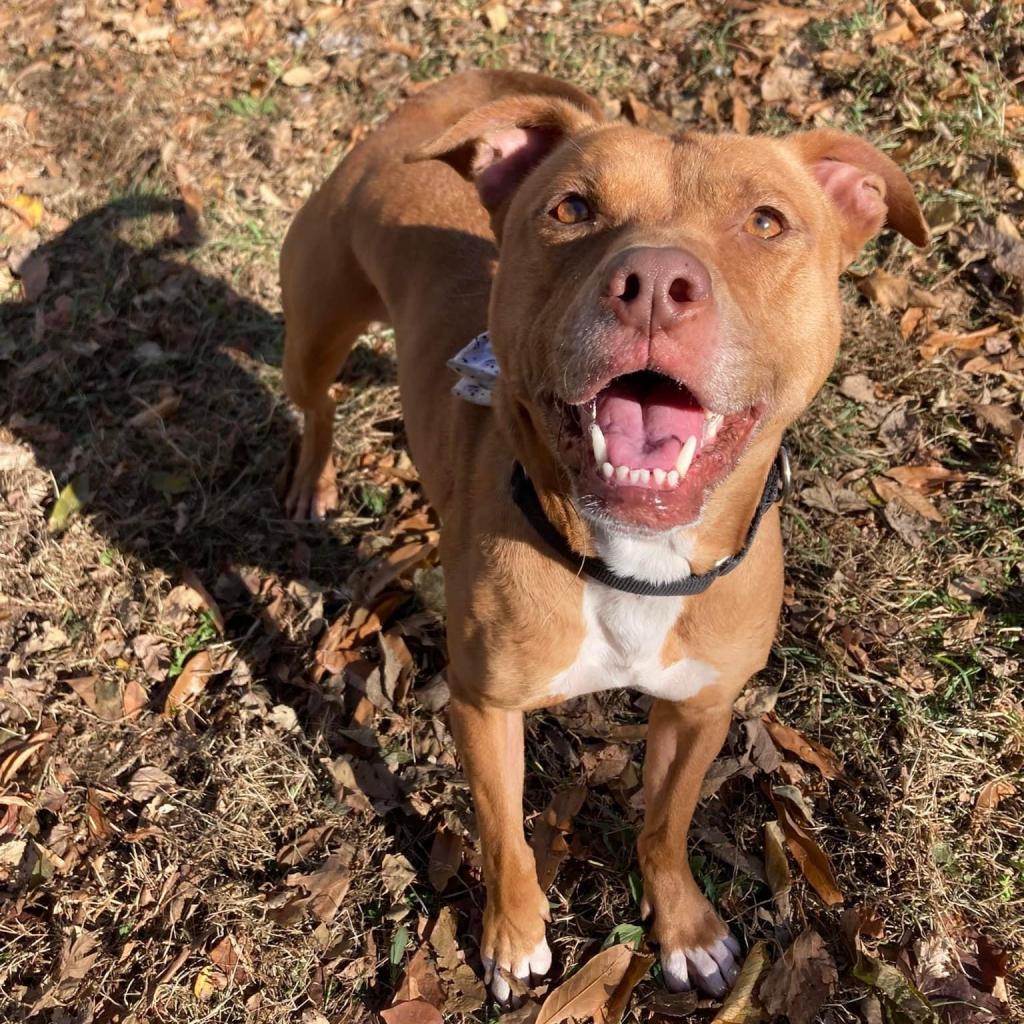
{"left": 1, "top": 2, "right": 1022, "bottom": 1022}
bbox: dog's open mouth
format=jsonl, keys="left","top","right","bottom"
{"left": 561, "top": 370, "right": 761, "bottom": 527}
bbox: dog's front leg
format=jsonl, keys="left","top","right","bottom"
{"left": 638, "top": 695, "right": 742, "bottom": 997}
{"left": 449, "top": 692, "right": 551, "bottom": 1003}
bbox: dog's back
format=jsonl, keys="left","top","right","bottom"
{"left": 279, "top": 70, "right": 600, "bottom": 517}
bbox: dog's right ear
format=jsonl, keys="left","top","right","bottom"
{"left": 408, "top": 95, "right": 600, "bottom": 214}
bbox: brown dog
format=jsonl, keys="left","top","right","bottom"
{"left": 280, "top": 70, "right": 927, "bottom": 1002}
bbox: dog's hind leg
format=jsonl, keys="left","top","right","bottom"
{"left": 280, "top": 208, "right": 384, "bottom": 521}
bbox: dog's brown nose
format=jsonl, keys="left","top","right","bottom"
{"left": 603, "top": 247, "right": 712, "bottom": 335}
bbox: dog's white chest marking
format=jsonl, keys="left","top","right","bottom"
{"left": 546, "top": 527, "right": 720, "bottom": 701}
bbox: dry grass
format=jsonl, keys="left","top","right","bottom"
{"left": 1, "top": 2, "right": 1022, "bottom": 1022}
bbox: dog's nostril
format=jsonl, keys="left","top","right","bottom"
{"left": 620, "top": 273, "right": 641, "bottom": 302}
{"left": 668, "top": 277, "right": 695, "bottom": 304}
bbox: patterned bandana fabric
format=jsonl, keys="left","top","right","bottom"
{"left": 448, "top": 330, "right": 498, "bottom": 406}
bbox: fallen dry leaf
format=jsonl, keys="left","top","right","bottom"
{"left": 917, "top": 324, "right": 999, "bottom": 359}
{"left": 173, "top": 163, "right": 203, "bottom": 245}
{"left": 276, "top": 824, "right": 337, "bottom": 867}
{"left": 744, "top": 717, "right": 784, "bottom": 774}
{"left": 382, "top": 852, "right": 416, "bottom": 900}
{"left": 760, "top": 928, "right": 836, "bottom": 1024}
{"left": 900, "top": 305, "right": 927, "bottom": 339}
{"left": 972, "top": 779, "right": 1016, "bottom": 831}
{"left": 872, "top": 476, "right": 944, "bottom": 523}
{"left": 15, "top": 251, "right": 49, "bottom": 301}
{"left": 596, "top": 949, "right": 654, "bottom": 1024}
{"left": 380, "top": 998, "right": 443, "bottom": 1024}
{"left": 853, "top": 949, "right": 938, "bottom": 1023}
{"left": 163, "top": 649, "right": 216, "bottom": 715}
{"left": 763, "top": 820, "right": 792, "bottom": 919}
{"left": 974, "top": 402, "right": 1024, "bottom": 439}
{"left": 127, "top": 765, "right": 176, "bottom": 802}
{"left": 281, "top": 65, "right": 315, "bottom": 87}
{"left": 180, "top": 568, "right": 226, "bottom": 635}
{"left": 838, "top": 373, "right": 879, "bottom": 404}
{"left": 275, "top": 846, "right": 355, "bottom": 926}
{"left": 30, "top": 929, "right": 100, "bottom": 1011}
{"left": 857, "top": 269, "right": 941, "bottom": 313}
{"left": 364, "top": 536, "right": 439, "bottom": 601}
{"left": 532, "top": 784, "right": 587, "bottom": 890}
{"left": 974, "top": 934, "right": 1009, "bottom": 1003}
{"left": 393, "top": 946, "right": 445, "bottom": 1008}
{"left": 973, "top": 404, "right": 1024, "bottom": 468}
{"left": 193, "top": 963, "right": 221, "bottom": 1001}
{"left": 208, "top": 933, "right": 247, "bottom": 986}
{"left": 732, "top": 92, "right": 750, "bottom": 135}
{"left": 484, "top": 3, "right": 509, "bottom": 32}
{"left": 3, "top": 192, "right": 44, "bottom": 227}
{"left": 122, "top": 679, "right": 148, "bottom": 718}
{"left": 692, "top": 826, "right": 768, "bottom": 883}
{"left": 760, "top": 62, "right": 814, "bottom": 104}
{"left": 0, "top": 728, "right": 55, "bottom": 786}
{"left": 711, "top": 941, "right": 770, "bottom": 1023}
{"left": 66, "top": 675, "right": 138, "bottom": 721}
{"left": 162, "top": 582, "right": 207, "bottom": 628}
{"left": 132, "top": 634, "right": 170, "bottom": 682}
{"left": 884, "top": 463, "right": 966, "bottom": 495}
{"left": 535, "top": 943, "right": 634, "bottom": 1024}
{"left": 798, "top": 479, "right": 870, "bottom": 515}
{"left": 86, "top": 788, "right": 111, "bottom": 839}
{"left": 602, "top": 19, "right": 642, "bottom": 37}
{"left": 872, "top": 18, "right": 914, "bottom": 46}
{"left": 427, "top": 906, "right": 460, "bottom": 972}
{"left": 647, "top": 989, "right": 699, "bottom": 1016}
{"left": 127, "top": 391, "right": 182, "bottom": 428}
{"left": 47, "top": 477, "right": 88, "bottom": 534}
{"left": 895, "top": 0, "right": 930, "bottom": 31}
{"left": 762, "top": 715, "right": 843, "bottom": 779}
{"left": 971, "top": 221, "right": 1024, "bottom": 285}
{"left": 768, "top": 790, "right": 843, "bottom": 906}
{"left": 428, "top": 829, "right": 463, "bottom": 891}
{"left": 379, "top": 630, "right": 414, "bottom": 705}
{"left": 581, "top": 743, "right": 630, "bottom": 786}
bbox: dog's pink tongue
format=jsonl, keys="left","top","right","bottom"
{"left": 597, "top": 377, "right": 705, "bottom": 471}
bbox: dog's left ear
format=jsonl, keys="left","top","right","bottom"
{"left": 408, "top": 94, "right": 600, "bottom": 221}
{"left": 787, "top": 129, "right": 929, "bottom": 267}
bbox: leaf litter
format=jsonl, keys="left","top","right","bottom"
{"left": 1, "top": 0, "right": 1022, "bottom": 1021}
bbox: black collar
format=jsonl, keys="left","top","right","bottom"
{"left": 510, "top": 446, "right": 791, "bottom": 598}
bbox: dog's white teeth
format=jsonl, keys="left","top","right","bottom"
{"left": 604, "top": 465, "right": 681, "bottom": 488}
{"left": 590, "top": 423, "right": 607, "bottom": 464}
{"left": 705, "top": 414, "right": 723, "bottom": 441}
{"left": 675, "top": 436, "right": 697, "bottom": 478}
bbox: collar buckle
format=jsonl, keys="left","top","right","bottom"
{"left": 776, "top": 444, "right": 793, "bottom": 503}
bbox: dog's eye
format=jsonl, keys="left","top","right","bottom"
{"left": 551, "top": 194, "right": 593, "bottom": 225}
{"left": 744, "top": 207, "right": 786, "bottom": 239}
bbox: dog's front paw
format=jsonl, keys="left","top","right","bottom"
{"left": 661, "top": 932, "right": 741, "bottom": 996}
{"left": 480, "top": 884, "right": 551, "bottom": 1004}
{"left": 643, "top": 869, "right": 741, "bottom": 997}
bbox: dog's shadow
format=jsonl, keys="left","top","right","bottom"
{"left": 1, "top": 196, "right": 397, "bottom": 679}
